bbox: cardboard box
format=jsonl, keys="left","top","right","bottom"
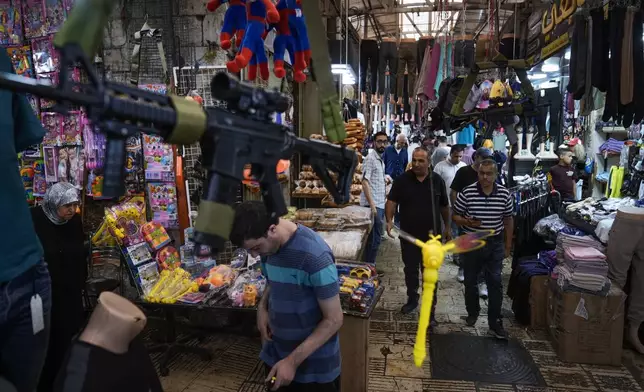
{"left": 530, "top": 275, "right": 549, "bottom": 329}
{"left": 546, "top": 278, "right": 626, "bottom": 366}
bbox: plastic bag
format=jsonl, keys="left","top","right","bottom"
{"left": 316, "top": 230, "right": 364, "bottom": 260}
{"left": 533, "top": 214, "right": 566, "bottom": 237}
{"left": 206, "top": 265, "right": 236, "bottom": 288}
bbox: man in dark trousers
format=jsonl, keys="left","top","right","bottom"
{"left": 452, "top": 158, "right": 514, "bottom": 339}
{"left": 450, "top": 147, "right": 491, "bottom": 297}
{"left": 385, "top": 147, "right": 450, "bottom": 317}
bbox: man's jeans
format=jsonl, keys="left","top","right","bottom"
{"left": 462, "top": 236, "right": 504, "bottom": 324}
{"left": 364, "top": 208, "right": 385, "bottom": 265}
{"left": 0, "top": 261, "right": 52, "bottom": 392}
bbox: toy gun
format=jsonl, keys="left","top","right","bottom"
{"left": 0, "top": 0, "right": 356, "bottom": 252}
{"left": 395, "top": 228, "right": 495, "bottom": 367}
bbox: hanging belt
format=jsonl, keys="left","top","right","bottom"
{"left": 129, "top": 19, "right": 170, "bottom": 88}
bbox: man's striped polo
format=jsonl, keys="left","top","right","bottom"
{"left": 453, "top": 182, "right": 513, "bottom": 235}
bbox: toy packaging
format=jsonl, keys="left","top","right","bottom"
{"left": 146, "top": 183, "right": 178, "bottom": 228}
{"left": 41, "top": 112, "right": 62, "bottom": 146}
{"left": 135, "top": 261, "right": 161, "bottom": 296}
{"left": 42, "top": 145, "right": 58, "bottom": 182}
{"left": 141, "top": 221, "right": 172, "bottom": 250}
{"left": 142, "top": 134, "right": 174, "bottom": 181}
{"left": 27, "top": 94, "right": 39, "bottom": 114}
{"left": 157, "top": 246, "right": 181, "bottom": 270}
{"left": 32, "top": 160, "right": 47, "bottom": 196}
{"left": 22, "top": 0, "right": 46, "bottom": 39}
{"left": 61, "top": 110, "right": 82, "bottom": 145}
{"left": 63, "top": 0, "right": 74, "bottom": 13}
{"left": 31, "top": 35, "right": 58, "bottom": 74}
{"left": 145, "top": 268, "right": 197, "bottom": 303}
{"left": 63, "top": 146, "right": 85, "bottom": 188}
{"left": 0, "top": 1, "right": 23, "bottom": 45}
{"left": 138, "top": 84, "right": 167, "bottom": 95}
{"left": 6, "top": 46, "right": 34, "bottom": 78}
{"left": 105, "top": 200, "right": 147, "bottom": 247}
{"left": 22, "top": 144, "right": 42, "bottom": 159}
{"left": 44, "top": 0, "right": 66, "bottom": 34}
{"left": 125, "top": 242, "right": 153, "bottom": 267}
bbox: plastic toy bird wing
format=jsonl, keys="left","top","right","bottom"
{"left": 397, "top": 229, "right": 495, "bottom": 367}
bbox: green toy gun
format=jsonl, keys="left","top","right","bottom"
{"left": 0, "top": 0, "right": 356, "bottom": 251}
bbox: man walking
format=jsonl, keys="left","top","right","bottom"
{"left": 452, "top": 159, "right": 514, "bottom": 339}
{"left": 230, "top": 201, "right": 343, "bottom": 391}
{"left": 361, "top": 131, "right": 388, "bottom": 269}
{"left": 450, "top": 148, "right": 491, "bottom": 296}
{"left": 386, "top": 147, "right": 450, "bottom": 316}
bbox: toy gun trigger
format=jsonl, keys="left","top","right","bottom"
{"left": 251, "top": 163, "right": 289, "bottom": 222}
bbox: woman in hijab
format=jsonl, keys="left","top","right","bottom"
{"left": 31, "top": 182, "right": 87, "bottom": 392}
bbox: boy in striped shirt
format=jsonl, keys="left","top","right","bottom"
{"left": 452, "top": 159, "right": 514, "bottom": 339}
{"left": 230, "top": 202, "right": 343, "bottom": 391}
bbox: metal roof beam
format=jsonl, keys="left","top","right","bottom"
{"left": 323, "top": 2, "right": 523, "bottom": 16}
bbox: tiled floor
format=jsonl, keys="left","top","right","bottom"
{"left": 158, "top": 237, "right": 644, "bottom": 392}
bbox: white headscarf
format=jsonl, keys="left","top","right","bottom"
{"left": 42, "top": 183, "right": 79, "bottom": 225}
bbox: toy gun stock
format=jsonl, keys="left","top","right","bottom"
{"left": 0, "top": 0, "right": 357, "bottom": 252}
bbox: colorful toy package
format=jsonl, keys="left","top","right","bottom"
{"left": 141, "top": 221, "right": 171, "bottom": 251}
{"left": 0, "top": 1, "right": 23, "bottom": 45}
{"left": 32, "top": 160, "right": 46, "bottom": 196}
{"left": 125, "top": 242, "right": 153, "bottom": 267}
{"left": 42, "top": 146, "right": 58, "bottom": 182}
{"left": 22, "top": 0, "right": 46, "bottom": 39}
{"left": 61, "top": 110, "right": 82, "bottom": 145}
{"left": 41, "top": 112, "right": 61, "bottom": 146}
{"left": 31, "top": 35, "right": 58, "bottom": 74}
{"left": 44, "top": 0, "right": 65, "bottom": 34}
{"left": 157, "top": 246, "right": 181, "bottom": 270}
{"left": 105, "top": 201, "right": 147, "bottom": 247}
{"left": 142, "top": 134, "right": 175, "bottom": 181}
{"left": 147, "top": 183, "right": 178, "bottom": 228}
{"left": 135, "top": 261, "right": 161, "bottom": 296}
{"left": 6, "top": 46, "right": 33, "bottom": 78}
{"left": 138, "top": 84, "right": 167, "bottom": 95}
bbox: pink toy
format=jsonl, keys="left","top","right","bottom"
{"left": 44, "top": 0, "right": 65, "bottom": 34}
{"left": 146, "top": 183, "right": 178, "bottom": 228}
{"left": 41, "top": 112, "right": 62, "bottom": 146}
{"left": 62, "top": 110, "right": 82, "bottom": 145}
{"left": 142, "top": 134, "right": 174, "bottom": 182}
{"left": 22, "top": 0, "right": 46, "bottom": 39}
{"left": 31, "top": 35, "right": 58, "bottom": 74}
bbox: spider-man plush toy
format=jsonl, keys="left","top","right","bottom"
{"left": 206, "top": 0, "right": 246, "bottom": 50}
{"left": 228, "top": 0, "right": 279, "bottom": 78}
{"left": 287, "top": 0, "right": 311, "bottom": 71}
{"left": 271, "top": 0, "right": 299, "bottom": 81}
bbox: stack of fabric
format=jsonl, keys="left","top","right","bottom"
{"left": 599, "top": 138, "right": 625, "bottom": 155}
{"left": 553, "top": 245, "right": 611, "bottom": 295}
{"left": 555, "top": 232, "right": 606, "bottom": 263}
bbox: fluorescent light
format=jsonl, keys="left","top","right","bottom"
{"left": 332, "top": 63, "right": 356, "bottom": 84}
{"left": 342, "top": 75, "right": 356, "bottom": 85}
{"left": 564, "top": 50, "right": 570, "bottom": 60}
{"left": 528, "top": 73, "right": 547, "bottom": 80}
{"left": 542, "top": 64, "right": 559, "bottom": 72}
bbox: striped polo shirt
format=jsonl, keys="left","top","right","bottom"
{"left": 260, "top": 225, "right": 341, "bottom": 384}
{"left": 453, "top": 182, "right": 514, "bottom": 235}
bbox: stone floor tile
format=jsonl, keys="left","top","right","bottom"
{"left": 386, "top": 359, "right": 431, "bottom": 378}
{"left": 539, "top": 367, "right": 597, "bottom": 390}
{"left": 421, "top": 379, "right": 476, "bottom": 391}
{"left": 586, "top": 368, "right": 643, "bottom": 392}
{"left": 476, "top": 383, "right": 516, "bottom": 392}
{"left": 369, "top": 375, "right": 424, "bottom": 391}
{"left": 370, "top": 320, "right": 396, "bottom": 332}
{"left": 369, "top": 358, "right": 387, "bottom": 376}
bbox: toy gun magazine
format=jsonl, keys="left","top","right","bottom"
{"left": 0, "top": 0, "right": 357, "bottom": 252}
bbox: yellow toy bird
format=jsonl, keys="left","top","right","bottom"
{"left": 396, "top": 228, "right": 495, "bottom": 367}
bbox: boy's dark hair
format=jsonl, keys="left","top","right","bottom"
{"left": 229, "top": 201, "right": 277, "bottom": 247}
{"left": 373, "top": 131, "right": 388, "bottom": 140}
{"left": 450, "top": 144, "right": 465, "bottom": 154}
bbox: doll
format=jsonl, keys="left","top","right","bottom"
{"left": 228, "top": 0, "right": 279, "bottom": 79}
{"left": 206, "top": 0, "right": 246, "bottom": 50}
{"left": 58, "top": 147, "right": 69, "bottom": 182}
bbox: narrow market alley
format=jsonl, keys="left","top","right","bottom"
{"left": 156, "top": 237, "right": 644, "bottom": 392}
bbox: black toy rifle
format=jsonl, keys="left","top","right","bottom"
{"left": 0, "top": 0, "right": 357, "bottom": 251}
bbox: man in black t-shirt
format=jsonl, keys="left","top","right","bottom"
{"left": 385, "top": 147, "right": 450, "bottom": 316}
{"left": 549, "top": 148, "right": 577, "bottom": 201}
{"left": 450, "top": 148, "right": 491, "bottom": 295}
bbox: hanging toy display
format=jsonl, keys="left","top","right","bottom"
{"left": 142, "top": 134, "right": 174, "bottom": 182}
{"left": 41, "top": 112, "right": 62, "bottom": 146}
{"left": 206, "top": 0, "right": 247, "bottom": 50}
{"left": 105, "top": 200, "right": 147, "bottom": 247}
{"left": 227, "top": 0, "right": 279, "bottom": 80}
{"left": 6, "top": 45, "right": 34, "bottom": 78}
{"left": 147, "top": 183, "right": 179, "bottom": 229}
{"left": 61, "top": 110, "right": 82, "bottom": 145}
{"left": 157, "top": 246, "right": 181, "bottom": 271}
{"left": 0, "top": 1, "right": 23, "bottom": 45}
{"left": 20, "top": 165, "right": 36, "bottom": 204}
{"left": 42, "top": 145, "right": 58, "bottom": 182}
{"left": 33, "top": 160, "right": 47, "bottom": 197}
{"left": 271, "top": 0, "right": 296, "bottom": 81}
{"left": 142, "top": 221, "right": 172, "bottom": 251}
{"left": 44, "top": 0, "right": 66, "bottom": 34}
{"left": 31, "top": 35, "right": 58, "bottom": 74}
{"left": 286, "top": 0, "right": 310, "bottom": 78}
{"left": 37, "top": 72, "right": 58, "bottom": 109}
{"left": 23, "top": 0, "right": 47, "bottom": 39}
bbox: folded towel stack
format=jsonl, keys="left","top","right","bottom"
{"left": 553, "top": 244, "right": 610, "bottom": 294}
{"left": 555, "top": 232, "right": 606, "bottom": 263}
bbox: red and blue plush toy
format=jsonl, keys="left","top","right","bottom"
{"left": 286, "top": 0, "right": 311, "bottom": 75}
{"left": 206, "top": 0, "right": 247, "bottom": 50}
{"left": 228, "top": 0, "right": 279, "bottom": 79}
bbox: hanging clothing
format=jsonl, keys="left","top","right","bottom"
{"left": 620, "top": 8, "right": 635, "bottom": 106}
{"left": 425, "top": 42, "right": 441, "bottom": 100}
{"left": 591, "top": 8, "right": 610, "bottom": 92}
{"left": 603, "top": 7, "right": 626, "bottom": 122}
{"left": 457, "top": 125, "right": 476, "bottom": 146}
{"left": 605, "top": 166, "right": 625, "bottom": 198}
{"left": 434, "top": 43, "right": 447, "bottom": 98}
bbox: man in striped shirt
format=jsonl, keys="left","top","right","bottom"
{"left": 452, "top": 159, "right": 514, "bottom": 339}
{"left": 230, "top": 202, "right": 343, "bottom": 391}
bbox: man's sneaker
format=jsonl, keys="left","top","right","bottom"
{"left": 401, "top": 299, "right": 419, "bottom": 314}
{"left": 462, "top": 315, "right": 478, "bottom": 327}
{"left": 478, "top": 282, "right": 488, "bottom": 299}
{"left": 488, "top": 322, "right": 509, "bottom": 340}
{"left": 457, "top": 268, "right": 465, "bottom": 283}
